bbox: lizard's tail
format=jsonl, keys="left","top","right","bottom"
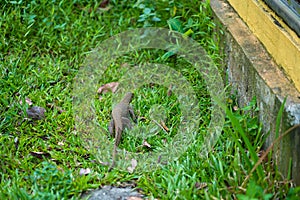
{"left": 108, "top": 144, "right": 117, "bottom": 172}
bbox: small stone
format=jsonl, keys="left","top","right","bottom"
{"left": 81, "top": 186, "right": 143, "bottom": 200}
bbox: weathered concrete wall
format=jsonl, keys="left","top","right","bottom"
{"left": 211, "top": 0, "right": 300, "bottom": 185}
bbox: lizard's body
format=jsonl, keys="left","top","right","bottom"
{"left": 108, "top": 92, "right": 136, "bottom": 171}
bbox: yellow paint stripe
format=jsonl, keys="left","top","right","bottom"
{"left": 227, "top": 0, "right": 300, "bottom": 92}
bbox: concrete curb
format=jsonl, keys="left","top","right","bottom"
{"left": 211, "top": 0, "right": 300, "bottom": 185}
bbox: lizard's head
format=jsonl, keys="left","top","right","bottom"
{"left": 122, "top": 92, "right": 133, "bottom": 103}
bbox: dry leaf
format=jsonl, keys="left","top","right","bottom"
{"left": 26, "top": 106, "right": 46, "bottom": 120}
{"left": 99, "top": 161, "right": 110, "bottom": 166}
{"left": 127, "top": 159, "right": 137, "bottom": 173}
{"left": 143, "top": 140, "right": 151, "bottom": 148}
{"left": 97, "top": 82, "right": 119, "bottom": 94}
{"left": 195, "top": 182, "right": 208, "bottom": 190}
{"left": 19, "top": 97, "right": 33, "bottom": 105}
{"left": 138, "top": 116, "right": 147, "bottom": 121}
{"left": 160, "top": 120, "right": 169, "bottom": 132}
{"left": 25, "top": 97, "right": 33, "bottom": 105}
{"left": 58, "top": 141, "right": 64, "bottom": 146}
{"left": 79, "top": 168, "right": 91, "bottom": 176}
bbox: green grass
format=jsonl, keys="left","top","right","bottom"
{"left": 0, "top": 0, "right": 299, "bottom": 199}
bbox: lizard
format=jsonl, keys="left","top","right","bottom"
{"left": 108, "top": 92, "right": 136, "bottom": 171}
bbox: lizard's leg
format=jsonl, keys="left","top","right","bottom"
{"left": 128, "top": 106, "right": 137, "bottom": 123}
{"left": 121, "top": 117, "right": 132, "bottom": 129}
{"left": 108, "top": 119, "right": 114, "bottom": 137}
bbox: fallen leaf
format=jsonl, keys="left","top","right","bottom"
{"left": 26, "top": 106, "right": 46, "bottom": 120}
{"left": 58, "top": 141, "right": 64, "bottom": 146}
{"left": 127, "top": 159, "right": 137, "bottom": 173}
{"left": 79, "top": 168, "right": 91, "bottom": 176}
{"left": 160, "top": 120, "right": 169, "bottom": 132}
{"left": 99, "top": 161, "right": 110, "bottom": 166}
{"left": 195, "top": 182, "right": 208, "bottom": 190}
{"left": 142, "top": 140, "right": 151, "bottom": 148}
{"left": 25, "top": 97, "right": 33, "bottom": 105}
{"left": 138, "top": 116, "right": 147, "bottom": 121}
{"left": 19, "top": 97, "right": 33, "bottom": 105}
{"left": 97, "top": 82, "right": 119, "bottom": 94}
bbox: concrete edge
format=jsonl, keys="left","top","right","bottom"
{"left": 211, "top": 0, "right": 300, "bottom": 185}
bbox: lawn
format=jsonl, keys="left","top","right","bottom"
{"left": 1, "top": 0, "right": 299, "bottom": 199}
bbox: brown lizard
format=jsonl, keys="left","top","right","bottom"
{"left": 108, "top": 92, "right": 136, "bottom": 171}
